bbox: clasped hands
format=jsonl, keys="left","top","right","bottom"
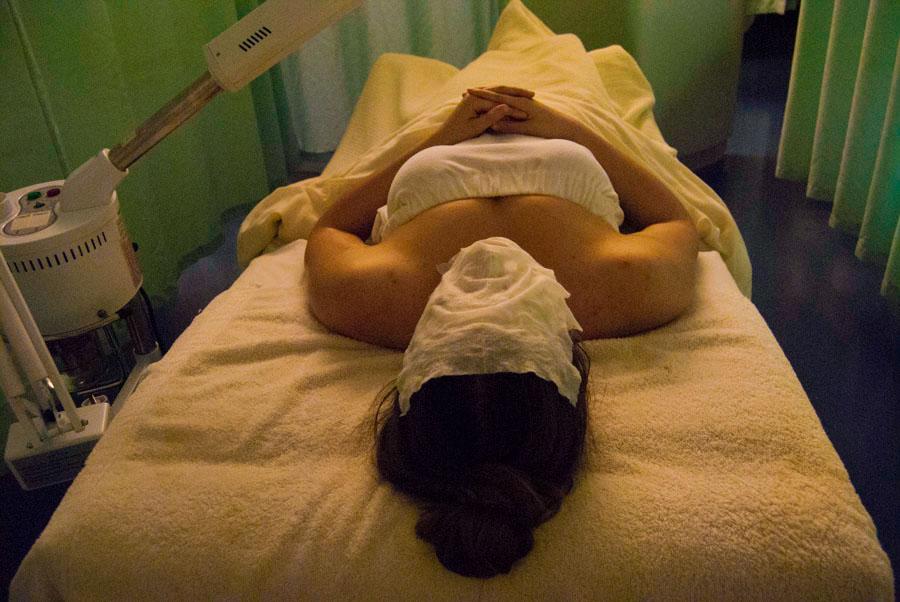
{"left": 430, "top": 85, "right": 582, "bottom": 147}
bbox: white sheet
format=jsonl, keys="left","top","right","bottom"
{"left": 11, "top": 243, "right": 893, "bottom": 601}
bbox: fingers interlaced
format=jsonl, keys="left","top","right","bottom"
{"left": 470, "top": 97, "right": 497, "bottom": 114}
{"left": 486, "top": 85, "right": 535, "bottom": 98}
{"left": 508, "top": 107, "right": 529, "bottom": 120}
{"left": 490, "top": 117, "right": 523, "bottom": 133}
{"left": 467, "top": 87, "right": 531, "bottom": 113}
{"left": 469, "top": 97, "right": 528, "bottom": 120}
{"left": 463, "top": 85, "right": 534, "bottom": 98}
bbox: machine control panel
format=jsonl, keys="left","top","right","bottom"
{"left": 3, "top": 185, "right": 61, "bottom": 236}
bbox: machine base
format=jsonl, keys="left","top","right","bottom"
{"left": 4, "top": 402, "right": 109, "bottom": 491}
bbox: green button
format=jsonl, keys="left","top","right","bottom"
{"left": 27, "top": 191, "right": 41, "bottom": 200}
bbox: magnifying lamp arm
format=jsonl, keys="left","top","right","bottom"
{"left": 57, "top": 0, "right": 363, "bottom": 215}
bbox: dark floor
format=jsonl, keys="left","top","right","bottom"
{"left": 706, "top": 12, "right": 899, "bottom": 594}
{"left": 2, "top": 11, "right": 897, "bottom": 598}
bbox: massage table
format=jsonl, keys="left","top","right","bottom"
{"left": 11, "top": 2, "right": 893, "bottom": 599}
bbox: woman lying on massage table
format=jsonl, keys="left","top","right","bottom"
{"left": 304, "top": 86, "right": 699, "bottom": 578}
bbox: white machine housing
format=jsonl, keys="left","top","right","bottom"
{"left": 0, "top": 180, "right": 141, "bottom": 338}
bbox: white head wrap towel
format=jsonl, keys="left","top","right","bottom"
{"left": 397, "top": 237, "right": 583, "bottom": 415}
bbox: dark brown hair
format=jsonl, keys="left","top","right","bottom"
{"left": 374, "top": 341, "right": 590, "bottom": 578}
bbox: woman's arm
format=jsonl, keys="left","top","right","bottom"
{"left": 567, "top": 127, "right": 692, "bottom": 228}
{"left": 313, "top": 143, "right": 431, "bottom": 241}
{"left": 564, "top": 122, "right": 699, "bottom": 295}
{"left": 467, "top": 86, "right": 700, "bottom": 328}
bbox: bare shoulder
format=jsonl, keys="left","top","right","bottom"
{"left": 305, "top": 227, "right": 437, "bottom": 349}
{"left": 566, "top": 220, "right": 699, "bottom": 338}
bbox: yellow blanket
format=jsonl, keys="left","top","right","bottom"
{"left": 237, "top": 0, "right": 752, "bottom": 297}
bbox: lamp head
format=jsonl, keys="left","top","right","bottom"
{"left": 204, "top": 0, "right": 363, "bottom": 92}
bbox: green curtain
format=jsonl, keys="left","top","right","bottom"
{"left": 267, "top": 0, "right": 500, "bottom": 157}
{"left": 0, "top": 1, "right": 270, "bottom": 298}
{"left": 745, "top": 0, "right": 799, "bottom": 15}
{"left": 777, "top": 0, "right": 900, "bottom": 304}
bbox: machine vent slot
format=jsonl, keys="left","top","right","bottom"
{"left": 10, "top": 231, "right": 111, "bottom": 274}
{"left": 11, "top": 438, "right": 97, "bottom": 488}
{"left": 87, "top": 233, "right": 105, "bottom": 252}
{"left": 239, "top": 26, "right": 271, "bottom": 52}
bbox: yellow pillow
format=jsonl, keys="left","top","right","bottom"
{"left": 238, "top": 0, "right": 751, "bottom": 296}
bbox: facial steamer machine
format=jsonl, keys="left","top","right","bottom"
{"left": 2, "top": 0, "right": 363, "bottom": 490}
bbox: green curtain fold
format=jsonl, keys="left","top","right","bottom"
{"left": 777, "top": 0, "right": 900, "bottom": 304}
